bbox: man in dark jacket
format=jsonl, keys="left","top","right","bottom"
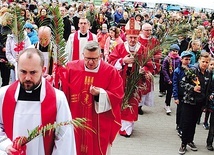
{"left": 175, "top": 34, "right": 189, "bottom": 55}
{"left": 60, "top": 6, "right": 71, "bottom": 41}
{"left": 0, "top": 23, "right": 11, "bottom": 87}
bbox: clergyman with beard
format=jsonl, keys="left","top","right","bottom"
{"left": 0, "top": 48, "right": 76, "bottom": 155}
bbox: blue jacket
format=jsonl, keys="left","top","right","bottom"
{"left": 114, "top": 12, "right": 123, "bottom": 24}
{"left": 173, "top": 64, "right": 193, "bottom": 100}
{"left": 27, "top": 29, "right": 39, "bottom": 45}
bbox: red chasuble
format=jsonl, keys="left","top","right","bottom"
{"left": 66, "top": 60, "right": 124, "bottom": 155}
{"left": 108, "top": 43, "right": 153, "bottom": 121}
{"left": 72, "top": 31, "right": 93, "bottom": 60}
{"left": 2, "top": 80, "right": 56, "bottom": 155}
{"left": 138, "top": 37, "right": 162, "bottom": 94}
{"left": 138, "top": 36, "right": 162, "bottom": 75}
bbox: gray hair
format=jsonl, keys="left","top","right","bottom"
{"left": 83, "top": 41, "right": 101, "bottom": 54}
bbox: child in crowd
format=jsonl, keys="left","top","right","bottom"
{"left": 202, "top": 58, "right": 214, "bottom": 130}
{"left": 173, "top": 51, "right": 193, "bottom": 137}
{"left": 188, "top": 39, "right": 201, "bottom": 65}
{"left": 104, "top": 26, "right": 123, "bottom": 62}
{"left": 178, "top": 51, "right": 212, "bottom": 155}
{"left": 162, "top": 44, "right": 180, "bottom": 115}
{"left": 97, "top": 23, "right": 109, "bottom": 58}
{"left": 206, "top": 57, "right": 214, "bottom": 151}
{"left": 24, "top": 22, "right": 39, "bottom": 45}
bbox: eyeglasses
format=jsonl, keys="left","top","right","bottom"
{"left": 80, "top": 22, "right": 87, "bottom": 25}
{"left": 25, "top": 28, "right": 31, "bottom": 29}
{"left": 84, "top": 56, "right": 99, "bottom": 62}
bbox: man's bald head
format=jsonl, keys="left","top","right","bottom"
{"left": 38, "top": 26, "right": 51, "bottom": 47}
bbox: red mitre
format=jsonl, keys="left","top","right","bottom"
{"left": 125, "top": 17, "right": 141, "bottom": 35}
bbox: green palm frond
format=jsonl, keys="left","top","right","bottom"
{"left": 10, "top": 5, "right": 25, "bottom": 43}
{"left": 48, "top": 6, "right": 68, "bottom": 66}
{"left": 16, "top": 118, "right": 94, "bottom": 147}
{"left": 122, "top": 44, "right": 157, "bottom": 110}
{"left": 155, "top": 20, "right": 192, "bottom": 56}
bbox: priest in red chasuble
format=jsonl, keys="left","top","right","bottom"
{"left": 64, "top": 41, "right": 124, "bottom": 155}
{"left": 108, "top": 18, "right": 154, "bottom": 137}
{"left": 138, "top": 23, "right": 162, "bottom": 114}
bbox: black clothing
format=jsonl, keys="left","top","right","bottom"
{"left": 80, "top": 33, "right": 87, "bottom": 37}
{"left": 34, "top": 16, "right": 53, "bottom": 28}
{"left": 181, "top": 103, "right": 203, "bottom": 145}
{"left": 180, "top": 65, "right": 212, "bottom": 146}
{"left": 18, "top": 84, "right": 41, "bottom": 101}
{"left": 180, "top": 66, "right": 211, "bottom": 105}
{"left": 118, "top": 18, "right": 129, "bottom": 28}
{"left": 63, "top": 16, "right": 71, "bottom": 41}
{"left": 0, "top": 25, "right": 11, "bottom": 87}
{"left": 0, "top": 25, "right": 11, "bottom": 59}
{"left": 38, "top": 45, "right": 48, "bottom": 52}
{"left": 175, "top": 39, "right": 189, "bottom": 55}
{"left": 73, "top": 16, "right": 80, "bottom": 31}
{"left": 207, "top": 112, "right": 214, "bottom": 146}
{"left": 0, "top": 63, "right": 10, "bottom": 87}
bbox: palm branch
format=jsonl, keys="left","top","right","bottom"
{"left": 155, "top": 19, "right": 192, "bottom": 56}
{"left": 35, "top": 6, "right": 68, "bottom": 66}
{"left": 48, "top": 6, "right": 67, "bottom": 66}
{"left": 10, "top": 5, "right": 25, "bottom": 47}
{"left": 122, "top": 45, "right": 156, "bottom": 110}
{"left": 40, "top": 6, "right": 68, "bottom": 90}
{"left": 15, "top": 118, "right": 95, "bottom": 147}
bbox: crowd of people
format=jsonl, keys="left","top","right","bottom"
{"left": 0, "top": 0, "right": 214, "bottom": 155}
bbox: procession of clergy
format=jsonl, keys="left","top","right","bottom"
{"left": 0, "top": 10, "right": 160, "bottom": 154}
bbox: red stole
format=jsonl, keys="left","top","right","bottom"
{"left": 2, "top": 80, "right": 57, "bottom": 155}
{"left": 72, "top": 31, "right": 93, "bottom": 60}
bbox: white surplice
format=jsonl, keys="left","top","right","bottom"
{"left": 0, "top": 78, "right": 76, "bottom": 155}
{"left": 65, "top": 30, "right": 97, "bottom": 61}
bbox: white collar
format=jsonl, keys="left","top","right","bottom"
{"left": 84, "top": 60, "right": 101, "bottom": 73}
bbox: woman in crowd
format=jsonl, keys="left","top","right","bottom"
{"left": 104, "top": 26, "right": 123, "bottom": 61}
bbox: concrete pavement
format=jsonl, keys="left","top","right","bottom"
{"left": 111, "top": 75, "right": 213, "bottom": 155}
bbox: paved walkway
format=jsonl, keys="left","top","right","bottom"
{"left": 111, "top": 75, "right": 213, "bottom": 155}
